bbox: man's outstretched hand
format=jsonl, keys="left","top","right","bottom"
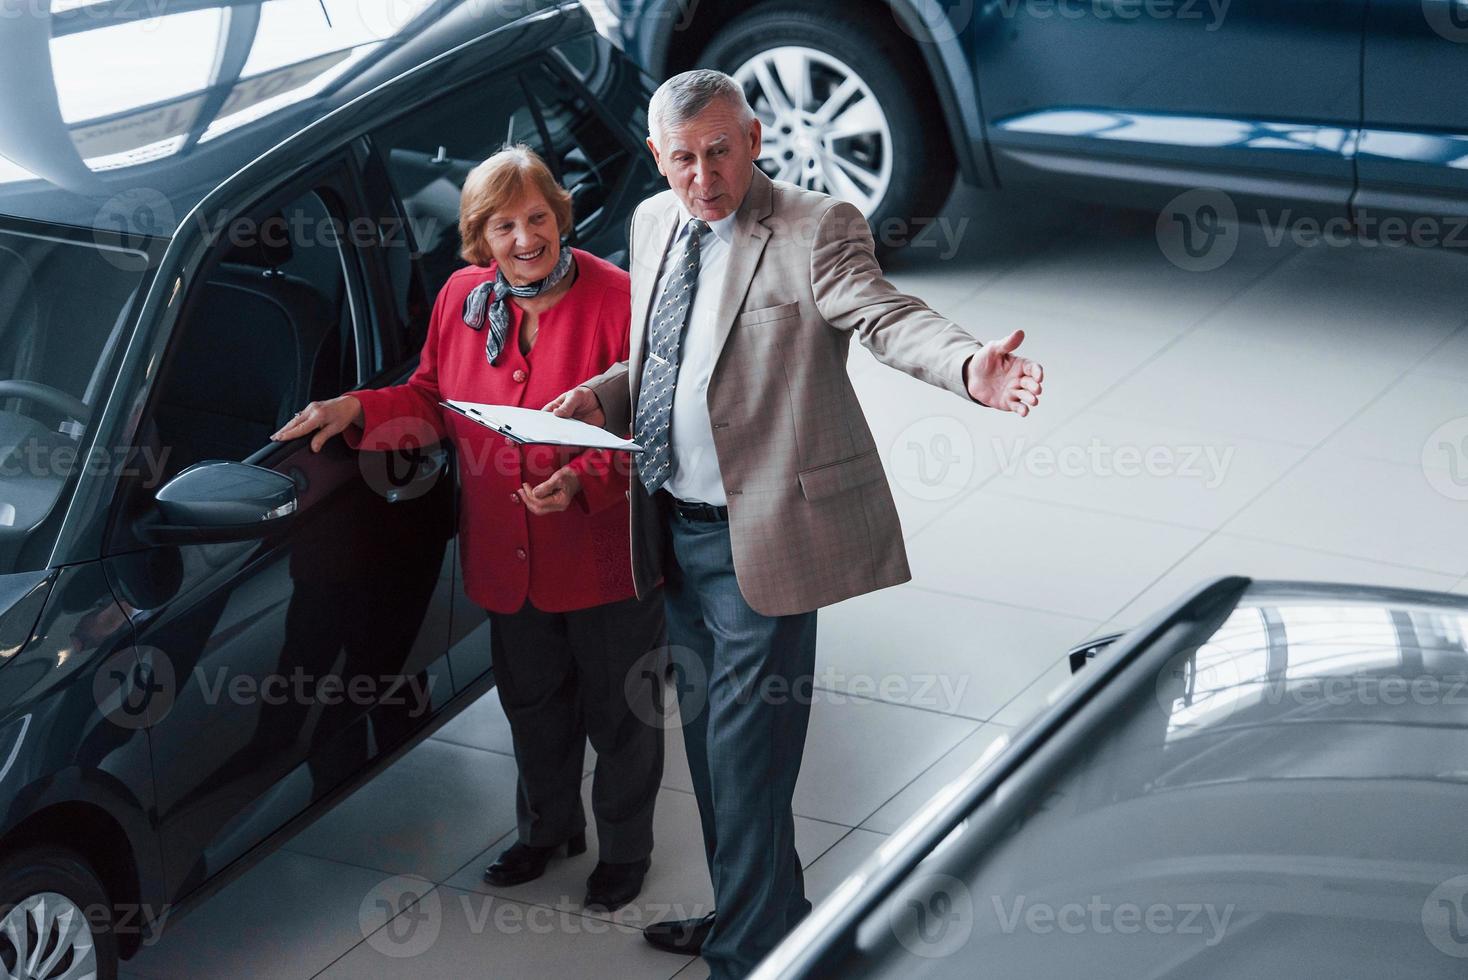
{"left": 542, "top": 385, "right": 606, "bottom": 429}
{"left": 965, "top": 329, "right": 1044, "bottom": 417}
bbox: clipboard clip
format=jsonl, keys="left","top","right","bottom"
{"left": 440, "top": 400, "right": 527, "bottom": 444}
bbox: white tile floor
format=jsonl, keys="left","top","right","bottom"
{"left": 122, "top": 183, "right": 1468, "bottom": 979}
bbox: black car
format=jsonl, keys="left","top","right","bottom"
{"left": 753, "top": 578, "right": 1468, "bottom": 978}
{"left": 609, "top": 0, "right": 1468, "bottom": 250}
{"left": 0, "top": 2, "right": 660, "bottom": 976}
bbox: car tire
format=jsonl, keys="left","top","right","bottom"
{"left": 0, "top": 847, "right": 119, "bottom": 980}
{"left": 700, "top": 2, "right": 957, "bottom": 253}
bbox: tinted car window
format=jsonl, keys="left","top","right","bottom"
{"left": 146, "top": 188, "right": 363, "bottom": 483}
{"left": 371, "top": 71, "right": 540, "bottom": 300}
{"left": 551, "top": 33, "right": 600, "bottom": 81}
{"left": 371, "top": 47, "right": 659, "bottom": 298}
{"left": 549, "top": 36, "right": 655, "bottom": 142}
{"left": 0, "top": 226, "right": 144, "bottom": 569}
{"left": 543, "top": 39, "right": 662, "bottom": 264}
{"left": 521, "top": 61, "right": 636, "bottom": 235}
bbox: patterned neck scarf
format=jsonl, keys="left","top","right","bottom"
{"left": 462, "top": 240, "right": 575, "bottom": 364}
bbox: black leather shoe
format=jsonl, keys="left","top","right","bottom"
{"left": 582, "top": 856, "right": 650, "bottom": 912}
{"left": 482, "top": 831, "right": 587, "bottom": 887}
{"left": 643, "top": 912, "right": 716, "bottom": 954}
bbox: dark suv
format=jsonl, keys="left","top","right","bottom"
{"left": 610, "top": 0, "right": 1468, "bottom": 246}
{"left": 0, "top": 2, "right": 659, "bottom": 976}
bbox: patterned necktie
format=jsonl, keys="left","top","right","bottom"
{"left": 635, "top": 218, "right": 711, "bottom": 495}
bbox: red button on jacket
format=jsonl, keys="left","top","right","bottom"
{"left": 344, "top": 249, "right": 635, "bottom": 614}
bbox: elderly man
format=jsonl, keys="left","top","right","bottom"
{"left": 547, "top": 70, "right": 1043, "bottom": 977}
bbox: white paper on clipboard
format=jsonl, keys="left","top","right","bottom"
{"left": 440, "top": 400, "right": 644, "bottom": 453}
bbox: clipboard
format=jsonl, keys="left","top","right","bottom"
{"left": 440, "top": 400, "right": 645, "bottom": 453}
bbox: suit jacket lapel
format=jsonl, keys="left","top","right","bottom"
{"left": 629, "top": 198, "right": 680, "bottom": 410}
{"left": 709, "top": 167, "right": 774, "bottom": 370}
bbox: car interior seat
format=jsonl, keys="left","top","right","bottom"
{"left": 151, "top": 224, "right": 338, "bottom": 480}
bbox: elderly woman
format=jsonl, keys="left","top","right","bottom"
{"left": 271, "top": 145, "right": 663, "bottom": 912}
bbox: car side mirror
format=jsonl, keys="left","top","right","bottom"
{"left": 139, "top": 460, "right": 298, "bottom": 545}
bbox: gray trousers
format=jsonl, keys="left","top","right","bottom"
{"left": 663, "top": 506, "right": 818, "bottom": 979}
{"left": 487, "top": 589, "right": 665, "bottom": 863}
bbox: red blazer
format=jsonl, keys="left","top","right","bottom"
{"left": 344, "top": 248, "right": 637, "bottom": 614}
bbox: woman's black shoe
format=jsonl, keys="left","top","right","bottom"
{"left": 643, "top": 912, "right": 717, "bottom": 954}
{"left": 482, "top": 831, "right": 587, "bottom": 886}
{"left": 582, "top": 857, "right": 651, "bottom": 912}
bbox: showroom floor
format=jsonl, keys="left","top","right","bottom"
{"left": 121, "top": 182, "right": 1468, "bottom": 979}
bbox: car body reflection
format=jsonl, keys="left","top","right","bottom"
{"left": 761, "top": 580, "right": 1468, "bottom": 979}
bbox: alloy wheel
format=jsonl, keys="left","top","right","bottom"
{"left": 0, "top": 892, "right": 98, "bottom": 980}
{"left": 732, "top": 46, "right": 894, "bottom": 216}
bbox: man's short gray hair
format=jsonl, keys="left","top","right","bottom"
{"left": 648, "top": 69, "right": 756, "bottom": 144}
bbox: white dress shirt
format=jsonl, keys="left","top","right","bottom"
{"left": 651, "top": 206, "right": 738, "bottom": 506}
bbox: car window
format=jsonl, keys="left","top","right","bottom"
{"left": 370, "top": 48, "right": 657, "bottom": 301}
{"left": 371, "top": 71, "right": 542, "bottom": 301}
{"left": 0, "top": 225, "right": 146, "bottom": 570}
{"left": 541, "top": 39, "right": 662, "bottom": 266}
{"left": 551, "top": 34, "right": 600, "bottom": 82}
{"left": 520, "top": 60, "right": 637, "bottom": 237}
{"left": 548, "top": 36, "right": 655, "bottom": 149}
{"left": 145, "top": 186, "right": 365, "bottom": 484}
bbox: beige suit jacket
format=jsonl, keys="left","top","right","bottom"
{"left": 583, "top": 167, "right": 986, "bottom": 617}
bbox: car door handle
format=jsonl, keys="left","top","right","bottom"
{"left": 385, "top": 446, "right": 448, "bottom": 503}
